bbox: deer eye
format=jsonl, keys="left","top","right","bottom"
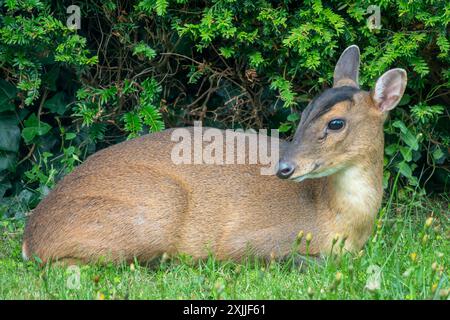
{"left": 327, "top": 119, "right": 345, "bottom": 131}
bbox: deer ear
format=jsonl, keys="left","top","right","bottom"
{"left": 333, "top": 45, "right": 360, "bottom": 88}
{"left": 372, "top": 68, "right": 407, "bottom": 112}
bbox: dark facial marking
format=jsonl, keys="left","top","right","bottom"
{"left": 301, "top": 86, "right": 360, "bottom": 126}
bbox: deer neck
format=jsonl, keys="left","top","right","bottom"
{"left": 324, "top": 150, "right": 384, "bottom": 253}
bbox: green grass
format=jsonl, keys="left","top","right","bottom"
{"left": 0, "top": 191, "right": 448, "bottom": 300}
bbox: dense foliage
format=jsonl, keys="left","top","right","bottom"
{"left": 0, "top": 0, "right": 448, "bottom": 219}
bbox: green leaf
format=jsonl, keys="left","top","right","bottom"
{"left": 398, "top": 94, "right": 411, "bottom": 106}
{"left": 44, "top": 92, "right": 67, "bottom": 115}
{"left": 392, "top": 120, "right": 408, "bottom": 134}
{"left": 270, "top": 76, "right": 297, "bottom": 107}
{"left": 123, "top": 112, "right": 143, "bottom": 138}
{"left": 400, "top": 131, "right": 419, "bottom": 151}
{"left": 393, "top": 121, "right": 418, "bottom": 150}
{"left": 397, "top": 161, "right": 413, "bottom": 179}
{"left": 287, "top": 113, "right": 300, "bottom": 122}
{"left": 139, "top": 105, "right": 165, "bottom": 132}
{"left": 249, "top": 52, "right": 265, "bottom": 68}
{"left": 65, "top": 132, "right": 77, "bottom": 140}
{"left": 399, "top": 146, "right": 412, "bottom": 162}
{"left": 0, "top": 79, "right": 17, "bottom": 112}
{"left": 382, "top": 171, "right": 390, "bottom": 189}
{"left": 155, "top": 0, "right": 168, "bottom": 16}
{"left": 432, "top": 147, "right": 445, "bottom": 162}
{"left": 0, "top": 113, "right": 20, "bottom": 152}
{"left": 219, "top": 47, "right": 235, "bottom": 58}
{"left": 21, "top": 113, "right": 52, "bottom": 144}
{"left": 0, "top": 151, "right": 16, "bottom": 172}
{"left": 385, "top": 144, "right": 398, "bottom": 156}
{"left": 278, "top": 123, "right": 292, "bottom": 133}
{"left": 21, "top": 128, "right": 37, "bottom": 144}
{"left": 133, "top": 42, "right": 157, "bottom": 60}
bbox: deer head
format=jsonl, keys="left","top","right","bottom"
{"left": 276, "top": 45, "right": 407, "bottom": 181}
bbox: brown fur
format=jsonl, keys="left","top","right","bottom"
{"left": 22, "top": 46, "right": 406, "bottom": 264}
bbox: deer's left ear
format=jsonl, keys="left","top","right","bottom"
{"left": 333, "top": 45, "right": 360, "bottom": 88}
{"left": 372, "top": 68, "right": 407, "bottom": 112}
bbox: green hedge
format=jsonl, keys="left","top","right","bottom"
{"left": 0, "top": 0, "right": 448, "bottom": 218}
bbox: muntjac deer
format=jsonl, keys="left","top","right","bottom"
{"left": 23, "top": 46, "right": 407, "bottom": 264}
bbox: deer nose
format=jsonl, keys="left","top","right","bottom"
{"left": 276, "top": 161, "right": 295, "bottom": 179}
